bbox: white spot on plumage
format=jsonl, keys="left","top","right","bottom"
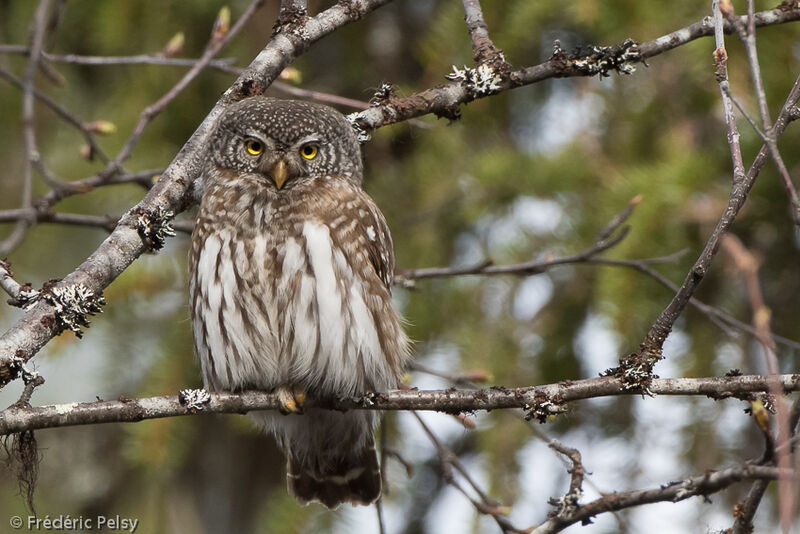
{"left": 366, "top": 226, "right": 376, "bottom": 241}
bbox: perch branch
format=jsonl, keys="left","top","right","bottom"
{"left": 0, "top": 374, "right": 797, "bottom": 435}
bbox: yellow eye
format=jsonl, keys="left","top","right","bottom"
{"left": 245, "top": 138, "right": 264, "bottom": 155}
{"left": 300, "top": 144, "right": 318, "bottom": 160}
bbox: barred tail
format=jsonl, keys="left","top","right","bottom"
{"left": 287, "top": 437, "right": 381, "bottom": 509}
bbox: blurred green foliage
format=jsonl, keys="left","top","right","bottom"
{"left": 1, "top": 1, "right": 799, "bottom": 532}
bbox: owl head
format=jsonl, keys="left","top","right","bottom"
{"left": 207, "top": 97, "right": 363, "bottom": 191}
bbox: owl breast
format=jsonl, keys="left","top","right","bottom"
{"left": 190, "top": 182, "right": 403, "bottom": 397}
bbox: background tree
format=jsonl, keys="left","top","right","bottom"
{"left": 0, "top": 1, "right": 799, "bottom": 533}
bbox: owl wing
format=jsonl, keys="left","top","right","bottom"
{"left": 355, "top": 191, "right": 396, "bottom": 290}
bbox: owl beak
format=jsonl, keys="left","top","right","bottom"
{"left": 270, "top": 159, "right": 289, "bottom": 189}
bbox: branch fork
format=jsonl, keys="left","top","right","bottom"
{"left": 601, "top": 351, "right": 660, "bottom": 395}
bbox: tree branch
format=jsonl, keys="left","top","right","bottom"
{"left": 531, "top": 464, "right": 796, "bottom": 534}
{"left": 0, "top": 0, "right": 51, "bottom": 256}
{"left": 728, "top": 0, "right": 800, "bottom": 225}
{"left": 460, "top": 0, "right": 504, "bottom": 66}
{"left": 413, "top": 411, "right": 523, "bottom": 533}
{"left": 0, "top": 66, "right": 111, "bottom": 164}
{"left": 0, "top": 374, "right": 797, "bottom": 435}
{"left": 351, "top": 3, "right": 800, "bottom": 132}
{"left": 638, "top": 38, "right": 800, "bottom": 366}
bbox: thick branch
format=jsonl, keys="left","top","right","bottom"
{"left": 0, "top": 374, "right": 797, "bottom": 435}
{"left": 352, "top": 4, "right": 800, "bottom": 131}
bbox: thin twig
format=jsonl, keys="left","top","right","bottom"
{"left": 410, "top": 362, "right": 490, "bottom": 387}
{"left": 546, "top": 440, "right": 586, "bottom": 522}
{"left": 0, "top": 44, "right": 239, "bottom": 69}
{"left": 730, "top": 479, "right": 769, "bottom": 534}
{"left": 721, "top": 83, "right": 767, "bottom": 140}
{"left": 529, "top": 464, "right": 797, "bottom": 534}
{"left": 460, "top": 0, "right": 503, "bottom": 65}
{"left": 721, "top": 232, "right": 794, "bottom": 533}
{"left": 0, "top": 66, "right": 110, "bottom": 164}
{"left": 0, "top": 209, "right": 193, "bottom": 235}
{"left": 412, "top": 412, "right": 523, "bottom": 533}
{"left": 638, "top": 6, "right": 800, "bottom": 362}
{"left": 13, "top": 375, "right": 45, "bottom": 409}
{"left": 35, "top": 169, "right": 163, "bottom": 210}
{"left": 727, "top": 0, "right": 800, "bottom": 225}
{"left": 397, "top": 195, "right": 640, "bottom": 285}
{"left": 0, "top": 261, "right": 35, "bottom": 304}
{"left": 0, "top": 0, "right": 51, "bottom": 256}
{"left": 589, "top": 257, "right": 800, "bottom": 351}
{"left": 102, "top": 0, "right": 266, "bottom": 179}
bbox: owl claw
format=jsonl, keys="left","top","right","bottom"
{"left": 292, "top": 385, "right": 307, "bottom": 407}
{"left": 276, "top": 385, "right": 306, "bottom": 415}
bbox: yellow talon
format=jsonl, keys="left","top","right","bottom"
{"left": 276, "top": 385, "right": 306, "bottom": 415}
{"left": 293, "top": 386, "right": 307, "bottom": 408}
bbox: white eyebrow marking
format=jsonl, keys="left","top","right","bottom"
{"left": 296, "top": 135, "right": 322, "bottom": 146}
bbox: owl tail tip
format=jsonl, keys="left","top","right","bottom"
{"left": 287, "top": 444, "right": 381, "bottom": 510}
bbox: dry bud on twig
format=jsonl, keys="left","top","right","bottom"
{"left": 211, "top": 6, "right": 231, "bottom": 43}
{"left": 161, "top": 32, "right": 185, "bottom": 58}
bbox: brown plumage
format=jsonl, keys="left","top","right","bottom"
{"left": 189, "top": 97, "right": 409, "bottom": 508}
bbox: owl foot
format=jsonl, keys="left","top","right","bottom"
{"left": 276, "top": 385, "right": 307, "bottom": 415}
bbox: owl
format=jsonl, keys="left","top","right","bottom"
{"left": 189, "top": 97, "right": 410, "bottom": 509}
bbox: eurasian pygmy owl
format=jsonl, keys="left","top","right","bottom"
{"left": 189, "top": 97, "right": 410, "bottom": 509}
